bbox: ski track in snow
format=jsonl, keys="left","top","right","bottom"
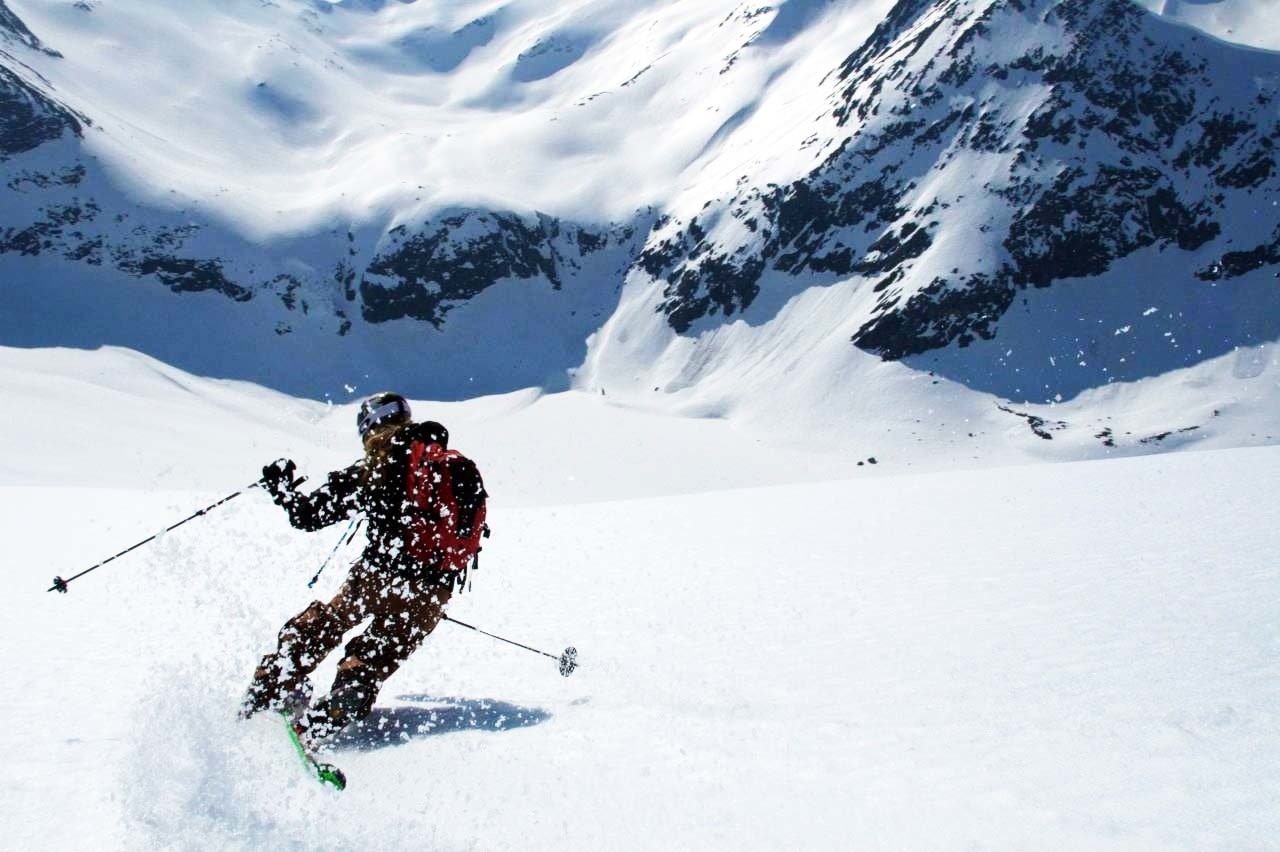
{"left": 1, "top": 347, "right": 1279, "bottom": 849}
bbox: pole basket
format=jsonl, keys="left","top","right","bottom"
{"left": 558, "top": 646, "right": 578, "bottom": 677}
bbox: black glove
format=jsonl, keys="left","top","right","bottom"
{"left": 261, "top": 458, "right": 298, "bottom": 503}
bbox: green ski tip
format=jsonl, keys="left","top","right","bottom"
{"left": 316, "top": 762, "right": 347, "bottom": 791}
{"left": 281, "top": 711, "right": 347, "bottom": 791}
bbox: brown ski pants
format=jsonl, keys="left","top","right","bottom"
{"left": 246, "top": 560, "right": 452, "bottom": 746}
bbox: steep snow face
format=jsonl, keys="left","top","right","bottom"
{"left": 584, "top": 0, "right": 1280, "bottom": 406}
{"left": 2, "top": 0, "right": 889, "bottom": 229}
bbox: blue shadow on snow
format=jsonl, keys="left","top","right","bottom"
{"left": 327, "top": 695, "right": 551, "bottom": 752}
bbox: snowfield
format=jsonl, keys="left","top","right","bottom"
{"left": 2, "top": 1, "right": 1278, "bottom": 844}
{"left": 2, "top": 344, "right": 1278, "bottom": 850}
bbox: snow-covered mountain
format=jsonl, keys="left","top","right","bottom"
{"left": 1, "top": 0, "right": 1277, "bottom": 411}
{"left": 588, "top": 0, "right": 1280, "bottom": 405}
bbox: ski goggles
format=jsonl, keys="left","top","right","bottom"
{"left": 357, "top": 399, "right": 410, "bottom": 438}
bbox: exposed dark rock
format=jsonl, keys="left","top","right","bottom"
{"left": 0, "top": 66, "right": 83, "bottom": 158}
{"left": 334, "top": 259, "right": 357, "bottom": 301}
{"left": 1175, "top": 114, "right": 1257, "bottom": 170}
{"left": 996, "top": 404, "right": 1067, "bottom": 440}
{"left": 850, "top": 221, "right": 934, "bottom": 277}
{"left": 1197, "top": 226, "right": 1280, "bottom": 281}
{"left": 0, "top": 200, "right": 99, "bottom": 254}
{"left": 7, "top": 163, "right": 84, "bottom": 191}
{"left": 853, "top": 272, "right": 1015, "bottom": 358}
{"left": 1139, "top": 426, "right": 1199, "bottom": 444}
{"left": 0, "top": 190, "right": 256, "bottom": 302}
{"left": 1215, "top": 147, "right": 1275, "bottom": 190}
{"left": 359, "top": 211, "right": 629, "bottom": 326}
{"left": 1005, "top": 168, "right": 1218, "bottom": 289}
{"left": 576, "top": 229, "right": 607, "bottom": 254}
{"left": 119, "top": 254, "right": 252, "bottom": 301}
{"left": 273, "top": 273, "right": 304, "bottom": 310}
{"left": 360, "top": 211, "right": 560, "bottom": 326}
{"left": 658, "top": 253, "right": 763, "bottom": 333}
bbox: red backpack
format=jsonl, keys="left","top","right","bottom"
{"left": 405, "top": 441, "right": 489, "bottom": 581}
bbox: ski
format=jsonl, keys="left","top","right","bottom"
{"left": 280, "top": 711, "right": 347, "bottom": 791}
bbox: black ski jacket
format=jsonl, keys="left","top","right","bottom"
{"left": 275, "top": 421, "right": 483, "bottom": 574}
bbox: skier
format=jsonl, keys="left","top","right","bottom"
{"left": 240, "top": 392, "right": 487, "bottom": 751}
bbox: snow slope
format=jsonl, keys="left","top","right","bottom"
{"left": 3, "top": 0, "right": 893, "bottom": 231}
{"left": 2, "top": 345, "right": 1279, "bottom": 850}
{"left": 2, "top": 0, "right": 1278, "bottom": 840}
{"left": 1132, "top": 0, "right": 1280, "bottom": 50}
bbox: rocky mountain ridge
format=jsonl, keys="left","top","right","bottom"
{"left": 634, "top": 0, "right": 1278, "bottom": 374}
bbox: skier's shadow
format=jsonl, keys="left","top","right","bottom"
{"left": 328, "top": 694, "right": 551, "bottom": 752}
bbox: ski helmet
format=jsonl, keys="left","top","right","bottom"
{"left": 357, "top": 392, "right": 411, "bottom": 438}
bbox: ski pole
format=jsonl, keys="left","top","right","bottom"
{"left": 307, "top": 516, "right": 364, "bottom": 588}
{"left": 48, "top": 481, "right": 264, "bottom": 593}
{"left": 442, "top": 615, "right": 578, "bottom": 676}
